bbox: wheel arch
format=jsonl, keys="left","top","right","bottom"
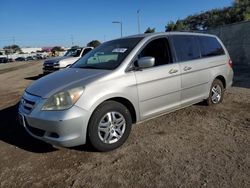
{"left": 104, "top": 97, "right": 137, "bottom": 124}
{"left": 215, "top": 75, "right": 226, "bottom": 89}
{"left": 87, "top": 95, "right": 138, "bottom": 125}
{"left": 85, "top": 96, "right": 138, "bottom": 147}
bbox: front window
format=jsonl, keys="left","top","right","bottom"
{"left": 71, "top": 37, "right": 143, "bottom": 70}
{"left": 64, "top": 48, "right": 82, "bottom": 57}
{"left": 137, "top": 37, "right": 172, "bottom": 67}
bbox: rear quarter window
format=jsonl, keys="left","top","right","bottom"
{"left": 171, "top": 35, "right": 200, "bottom": 62}
{"left": 199, "top": 36, "right": 225, "bottom": 57}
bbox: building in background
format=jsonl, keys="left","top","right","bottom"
{"left": 21, "top": 47, "right": 43, "bottom": 53}
{"left": 0, "top": 49, "right": 5, "bottom": 55}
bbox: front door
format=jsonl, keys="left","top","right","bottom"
{"left": 134, "top": 37, "right": 181, "bottom": 120}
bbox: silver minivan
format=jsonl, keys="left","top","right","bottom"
{"left": 19, "top": 32, "right": 233, "bottom": 151}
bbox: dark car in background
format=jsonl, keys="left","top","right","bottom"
{"left": 15, "top": 57, "right": 26, "bottom": 61}
{"left": 0, "top": 57, "right": 8, "bottom": 63}
{"left": 26, "top": 56, "right": 36, "bottom": 61}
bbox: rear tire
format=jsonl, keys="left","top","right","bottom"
{"left": 206, "top": 79, "right": 224, "bottom": 106}
{"left": 88, "top": 101, "right": 132, "bottom": 152}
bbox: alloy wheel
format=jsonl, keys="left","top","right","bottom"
{"left": 98, "top": 111, "right": 126, "bottom": 144}
{"left": 211, "top": 84, "right": 222, "bottom": 104}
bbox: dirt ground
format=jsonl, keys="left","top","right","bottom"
{"left": 0, "top": 61, "right": 249, "bottom": 188}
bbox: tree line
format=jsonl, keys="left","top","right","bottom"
{"left": 145, "top": 0, "right": 250, "bottom": 33}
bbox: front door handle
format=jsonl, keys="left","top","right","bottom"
{"left": 169, "top": 69, "right": 178, "bottom": 74}
{"left": 184, "top": 66, "right": 192, "bottom": 71}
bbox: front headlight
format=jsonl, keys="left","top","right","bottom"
{"left": 42, "top": 87, "right": 84, "bottom": 111}
{"left": 53, "top": 61, "right": 60, "bottom": 66}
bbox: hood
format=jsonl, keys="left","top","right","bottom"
{"left": 26, "top": 68, "right": 110, "bottom": 98}
{"left": 44, "top": 56, "right": 79, "bottom": 64}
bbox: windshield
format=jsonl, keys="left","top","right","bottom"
{"left": 64, "top": 48, "right": 82, "bottom": 57}
{"left": 71, "top": 37, "right": 143, "bottom": 70}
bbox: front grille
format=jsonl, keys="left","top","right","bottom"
{"left": 23, "top": 99, "right": 35, "bottom": 110}
{"left": 43, "top": 63, "right": 59, "bottom": 72}
{"left": 20, "top": 92, "right": 40, "bottom": 114}
{"left": 44, "top": 63, "right": 54, "bottom": 67}
{"left": 44, "top": 59, "right": 56, "bottom": 64}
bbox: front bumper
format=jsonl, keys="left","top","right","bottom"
{"left": 43, "top": 66, "right": 60, "bottom": 73}
{"left": 18, "top": 95, "right": 90, "bottom": 147}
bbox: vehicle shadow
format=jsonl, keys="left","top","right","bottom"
{"left": 69, "top": 144, "right": 97, "bottom": 152}
{"left": 25, "top": 74, "right": 44, "bottom": 81}
{"left": 0, "top": 103, "right": 57, "bottom": 153}
{"left": 194, "top": 101, "right": 208, "bottom": 106}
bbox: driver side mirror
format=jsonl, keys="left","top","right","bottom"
{"left": 137, "top": 56, "right": 155, "bottom": 68}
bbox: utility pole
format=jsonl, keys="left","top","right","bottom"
{"left": 11, "top": 36, "right": 16, "bottom": 58}
{"left": 120, "top": 22, "right": 123, "bottom": 37}
{"left": 112, "top": 21, "right": 123, "bottom": 37}
{"left": 71, "top": 35, "right": 74, "bottom": 47}
{"left": 137, "top": 10, "right": 141, "bottom": 34}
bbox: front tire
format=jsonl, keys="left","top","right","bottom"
{"left": 206, "top": 79, "right": 224, "bottom": 106}
{"left": 88, "top": 101, "right": 132, "bottom": 152}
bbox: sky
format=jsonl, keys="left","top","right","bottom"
{"left": 0, "top": 0, "right": 233, "bottom": 48}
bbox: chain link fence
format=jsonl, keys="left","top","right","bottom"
{"left": 205, "top": 21, "right": 250, "bottom": 88}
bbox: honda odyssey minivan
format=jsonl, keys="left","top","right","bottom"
{"left": 19, "top": 32, "right": 233, "bottom": 151}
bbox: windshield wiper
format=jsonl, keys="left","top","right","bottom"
{"left": 79, "top": 65, "right": 102, "bottom": 69}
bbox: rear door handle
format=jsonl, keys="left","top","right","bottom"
{"left": 169, "top": 69, "right": 178, "bottom": 74}
{"left": 184, "top": 66, "right": 192, "bottom": 71}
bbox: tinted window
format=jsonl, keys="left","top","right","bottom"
{"left": 138, "top": 38, "right": 172, "bottom": 66}
{"left": 199, "top": 36, "right": 225, "bottom": 57}
{"left": 81, "top": 48, "right": 92, "bottom": 57}
{"left": 172, "top": 35, "right": 200, "bottom": 62}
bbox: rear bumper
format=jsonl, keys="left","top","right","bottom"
{"left": 18, "top": 104, "right": 90, "bottom": 147}
{"left": 226, "top": 68, "right": 234, "bottom": 89}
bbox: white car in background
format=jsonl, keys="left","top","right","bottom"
{"left": 43, "top": 47, "right": 93, "bottom": 74}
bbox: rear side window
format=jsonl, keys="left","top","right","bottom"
{"left": 199, "top": 36, "right": 225, "bottom": 57}
{"left": 172, "top": 35, "right": 200, "bottom": 62}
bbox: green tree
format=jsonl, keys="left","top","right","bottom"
{"left": 165, "top": 21, "right": 175, "bottom": 31}
{"left": 174, "top": 20, "right": 186, "bottom": 31}
{"left": 87, "top": 40, "right": 101, "bottom": 48}
{"left": 243, "top": 7, "right": 250, "bottom": 20}
{"left": 165, "top": 1, "right": 250, "bottom": 31}
{"left": 144, "top": 27, "right": 155, "bottom": 33}
{"left": 3, "top": 45, "right": 22, "bottom": 54}
{"left": 166, "top": 20, "right": 187, "bottom": 31}
{"left": 51, "top": 46, "right": 64, "bottom": 52}
{"left": 71, "top": 45, "right": 80, "bottom": 49}
{"left": 0, "top": 52, "right": 3, "bottom": 55}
